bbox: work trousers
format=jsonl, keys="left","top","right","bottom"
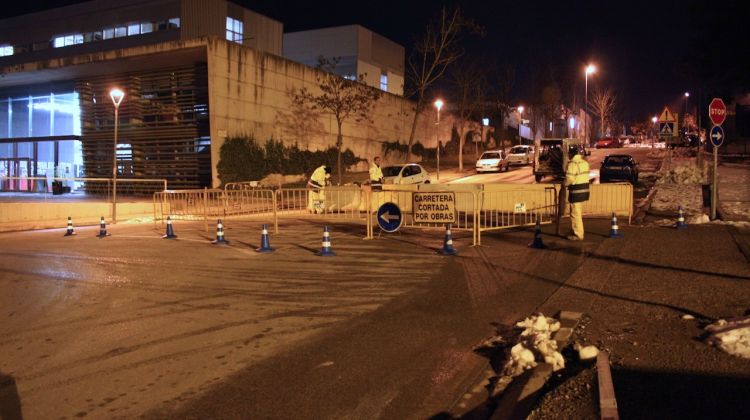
{"left": 570, "top": 201, "right": 584, "bottom": 239}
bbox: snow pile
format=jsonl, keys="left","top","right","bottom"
{"left": 647, "top": 150, "right": 667, "bottom": 159}
{"left": 705, "top": 317, "right": 750, "bottom": 359}
{"left": 656, "top": 163, "right": 707, "bottom": 185}
{"left": 650, "top": 183, "right": 703, "bottom": 214}
{"left": 501, "top": 314, "right": 565, "bottom": 377}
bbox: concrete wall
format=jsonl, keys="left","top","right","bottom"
{"left": 206, "top": 38, "right": 448, "bottom": 187}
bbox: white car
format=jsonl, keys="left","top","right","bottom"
{"left": 382, "top": 163, "right": 430, "bottom": 184}
{"left": 505, "top": 145, "right": 534, "bottom": 166}
{"left": 475, "top": 150, "right": 508, "bottom": 173}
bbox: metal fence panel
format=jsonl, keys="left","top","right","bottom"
{"left": 582, "top": 183, "right": 633, "bottom": 223}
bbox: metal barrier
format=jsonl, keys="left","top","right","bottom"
{"left": 477, "top": 187, "right": 558, "bottom": 245}
{"left": 582, "top": 183, "right": 633, "bottom": 223}
{"left": 0, "top": 176, "right": 167, "bottom": 196}
{"left": 224, "top": 181, "right": 262, "bottom": 191}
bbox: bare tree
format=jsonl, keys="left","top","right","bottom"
{"left": 484, "top": 62, "right": 515, "bottom": 147}
{"left": 292, "top": 57, "right": 382, "bottom": 184}
{"left": 405, "top": 6, "right": 482, "bottom": 158}
{"left": 590, "top": 88, "right": 618, "bottom": 138}
{"left": 449, "top": 58, "right": 487, "bottom": 170}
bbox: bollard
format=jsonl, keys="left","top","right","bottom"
{"left": 438, "top": 224, "right": 459, "bottom": 255}
{"left": 316, "top": 226, "right": 336, "bottom": 256}
{"left": 97, "top": 216, "right": 110, "bottom": 238}
{"left": 256, "top": 224, "right": 274, "bottom": 253}
{"left": 609, "top": 213, "right": 623, "bottom": 238}
{"left": 528, "top": 218, "right": 546, "bottom": 249}
{"left": 211, "top": 219, "right": 229, "bottom": 245}
{"left": 676, "top": 206, "right": 687, "bottom": 230}
{"left": 64, "top": 216, "right": 76, "bottom": 237}
{"left": 162, "top": 216, "right": 178, "bottom": 239}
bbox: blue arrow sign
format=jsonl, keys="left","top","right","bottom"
{"left": 377, "top": 202, "right": 402, "bottom": 233}
{"left": 710, "top": 125, "right": 724, "bottom": 147}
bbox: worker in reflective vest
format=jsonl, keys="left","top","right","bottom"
{"left": 307, "top": 165, "right": 331, "bottom": 213}
{"left": 565, "top": 147, "right": 590, "bottom": 240}
{"left": 369, "top": 156, "right": 384, "bottom": 190}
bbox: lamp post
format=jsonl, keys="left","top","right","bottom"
{"left": 585, "top": 64, "right": 596, "bottom": 146}
{"left": 109, "top": 88, "right": 124, "bottom": 223}
{"left": 480, "top": 117, "right": 489, "bottom": 158}
{"left": 517, "top": 106, "right": 525, "bottom": 145}
{"left": 683, "top": 92, "right": 690, "bottom": 134}
{"left": 651, "top": 116, "right": 658, "bottom": 148}
{"left": 434, "top": 99, "right": 444, "bottom": 181}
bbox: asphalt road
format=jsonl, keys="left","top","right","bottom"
{"left": 0, "top": 219, "right": 584, "bottom": 420}
{"left": 448, "top": 146, "right": 662, "bottom": 185}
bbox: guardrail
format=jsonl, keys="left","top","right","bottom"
{"left": 0, "top": 177, "right": 167, "bottom": 197}
{"left": 582, "top": 183, "right": 633, "bottom": 223}
{"left": 477, "top": 187, "right": 558, "bottom": 245}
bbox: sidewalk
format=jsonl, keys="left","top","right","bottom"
{"left": 718, "top": 163, "right": 750, "bottom": 222}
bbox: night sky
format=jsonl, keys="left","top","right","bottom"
{"left": 3, "top": 0, "right": 747, "bottom": 124}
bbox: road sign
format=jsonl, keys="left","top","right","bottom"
{"left": 710, "top": 125, "right": 724, "bottom": 147}
{"left": 659, "top": 107, "right": 676, "bottom": 123}
{"left": 376, "top": 202, "right": 402, "bottom": 232}
{"left": 659, "top": 122, "right": 675, "bottom": 137}
{"left": 709, "top": 98, "right": 726, "bottom": 126}
{"left": 413, "top": 192, "right": 456, "bottom": 224}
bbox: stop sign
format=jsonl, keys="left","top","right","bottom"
{"left": 709, "top": 98, "right": 726, "bottom": 126}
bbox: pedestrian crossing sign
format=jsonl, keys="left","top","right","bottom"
{"left": 659, "top": 122, "right": 675, "bottom": 137}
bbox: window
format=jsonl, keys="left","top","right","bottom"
{"left": 379, "top": 72, "right": 388, "bottom": 92}
{"left": 140, "top": 22, "right": 153, "bottom": 33}
{"left": 226, "top": 17, "right": 243, "bottom": 44}
{"left": 1, "top": 45, "right": 13, "bottom": 56}
{"left": 114, "top": 26, "right": 127, "bottom": 38}
{"left": 53, "top": 34, "right": 83, "bottom": 48}
{"left": 168, "top": 18, "right": 180, "bottom": 28}
{"left": 127, "top": 24, "right": 140, "bottom": 36}
{"left": 103, "top": 28, "right": 115, "bottom": 39}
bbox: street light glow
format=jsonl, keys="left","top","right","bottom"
{"left": 434, "top": 99, "right": 444, "bottom": 111}
{"left": 517, "top": 106, "right": 524, "bottom": 114}
{"left": 684, "top": 92, "right": 690, "bottom": 97}
{"left": 652, "top": 116, "right": 658, "bottom": 123}
{"left": 110, "top": 88, "right": 125, "bottom": 107}
{"left": 585, "top": 64, "right": 596, "bottom": 75}
{"left": 482, "top": 117, "right": 489, "bottom": 126}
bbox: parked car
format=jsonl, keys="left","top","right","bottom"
{"left": 382, "top": 163, "right": 430, "bottom": 184}
{"left": 505, "top": 145, "right": 534, "bottom": 166}
{"left": 596, "top": 137, "right": 621, "bottom": 148}
{"left": 475, "top": 150, "right": 508, "bottom": 173}
{"left": 600, "top": 154, "right": 639, "bottom": 184}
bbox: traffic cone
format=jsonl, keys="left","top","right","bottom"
{"left": 438, "top": 224, "right": 459, "bottom": 255}
{"left": 256, "top": 224, "right": 274, "bottom": 253}
{"left": 162, "top": 216, "right": 177, "bottom": 239}
{"left": 64, "top": 216, "right": 76, "bottom": 237}
{"left": 609, "top": 213, "right": 623, "bottom": 238}
{"left": 316, "top": 226, "right": 336, "bottom": 256}
{"left": 676, "top": 206, "right": 687, "bottom": 230}
{"left": 97, "top": 217, "right": 109, "bottom": 238}
{"left": 211, "top": 219, "right": 229, "bottom": 245}
{"left": 528, "top": 219, "right": 545, "bottom": 249}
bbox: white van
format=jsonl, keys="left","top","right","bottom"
{"left": 506, "top": 145, "right": 534, "bottom": 166}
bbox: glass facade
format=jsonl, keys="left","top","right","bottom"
{"left": 0, "top": 91, "right": 83, "bottom": 192}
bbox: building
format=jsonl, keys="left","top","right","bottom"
{"left": 0, "top": 1, "right": 431, "bottom": 191}
{"left": 283, "top": 25, "right": 405, "bottom": 96}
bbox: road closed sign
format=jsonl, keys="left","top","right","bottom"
{"left": 413, "top": 192, "right": 456, "bottom": 224}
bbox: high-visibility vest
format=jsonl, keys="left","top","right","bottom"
{"left": 566, "top": 155, "right": 590, "bottom": 203}
{"left": 307, "top": 166, "right": 328, "bottom": 189}
{"left": 369, "top": 163, "right": 383, "bottom": 184}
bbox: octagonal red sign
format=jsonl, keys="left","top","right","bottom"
{"left": 709, "top": 98, "right": 726, "bottom": 126}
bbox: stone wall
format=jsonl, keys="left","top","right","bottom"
{"left": 206, "top": 38, "right": 454, "bottom": 186}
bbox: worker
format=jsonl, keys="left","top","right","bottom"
{"left": 307, "top": 164, "right": 331, "bottom": 213}
{"left": 565, "top": 146, "right": 590, "bottom": 241}
{"left": 369, "top": 156, "right": 384, "bottom": 190}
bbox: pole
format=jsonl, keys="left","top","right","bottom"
{"left": 585, "top": 73, "right": 588, "bottom": 147}
{"left": 436, "top": 109, "right": 441, "bottom": 182}
{"left": 711, "top": 145, "right": 717, "bottom": 220}
{"left": 112, "top": 105, "right": 119, "bottom": 223}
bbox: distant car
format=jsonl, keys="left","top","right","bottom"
{"left": 475, "top": 150, "right": 508, "bottom": 173}
{"left": 505, "top": 145, "right": 534, "bottom": 166}
{"left": 596, "top": 137, "right": 621, "bottom": 148}
{"left": 600, "top": 154, "right": 639, "bottom": 184}
{"left": 382, "top": 163, "right": 430, "bottom": 184}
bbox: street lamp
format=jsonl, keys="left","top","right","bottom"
{"left": 585, "top": 64, "right": 596, "bottom": 146}
{"left": 517, "top": 106, "right": 525, "bottom": 145}
{"left": 109, "top": 88, "right": 125, "bottom": 223}
{"left": 480, "top": 117, "right": 489, "bottom": 158}
{"left": 651, "top": 116, "right": 658, "bottom": 147}
{"left": 434, "top": 99, "right": 444, "bottom": 181}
